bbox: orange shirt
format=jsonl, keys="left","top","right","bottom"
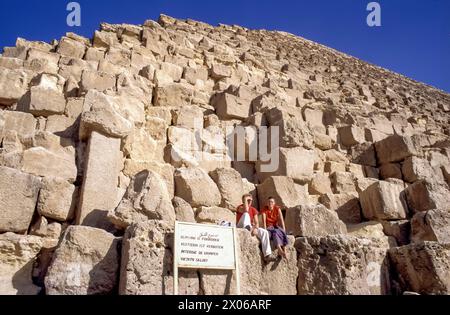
{"left": 236, "top": 205, "right": 259, "bottom": 225}
{"left": 262, "top": 205, "right": 281, "bottom": 228}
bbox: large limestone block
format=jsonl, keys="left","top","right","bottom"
{"left": 23, "top": 86, "right": 66, "bottom": 117}
{"left": 37, "top": 177, "right": 78, "bottom": 222}
{"left": 257, "top": 176, "right": 302, "bottom": 209}
{"left": 388, "top": 242, "right": 450, "bottom": 294}
{"left": 0, "top": 68, "right": 30, "bottom": 106}
{"left": 172, "top": 106, "right": 204, "bottom": 130}
{"left": 1, "top": 110, "right": 36, "bottom": 141}
{"left": 319, "top": 193, "right": 362, "bottom": 224}
{"left": 174, "top": 167, "right": 221, "bottom": 208}
{"left": 381, "top": 220, "right": 410, "bottom": 246}
{"left": 210, "top": 63, "right": 232, "bottom": 80}
{"left": 330, "top": 171, "right": 357, "bottom": 194}
{"left": 359, "top": 180, "right": 408, "bottom": 220}
{"left": 199, "top": 230, "right": 298, "bottom": 295}
{"left": 0, "top": 167, "right": 41, "bottom": 233}
{"left": 80, "top": 90, "right": 133, "bottom": 140}
{"left": 80, "top": 70, "right": 116, "bottom": 93}
{"left": 154, "top": 82, "right": 209, "bottom": 108}
{"left": 265, "top": 107, "right": 314, "bottom": 149}
{"left": 45, "top": 226, "right": 120, "bottom": 295}
{"left": 123, "top": 160, "right": 175, "bottom": 198}
{"left": 405, "top": 180, "right": 450, "bottom": 213}
{"left": 347, "top": 222, "right": 390, "bottom": 241}
{"left": 22, "top": 146, "right": 78, "bottom": 183}
{"left": 338, "top": 125, "right": 365, "bottom": 147}
{"left": 123, "top": 128, "right": 157, "bottom": 162}
{"left": 0, "top": 233, "right": 43, "bottom": 295}
{"left": 351, "top": 143, "right": 377, "bottom": 167}
{"left": 411, "top": 209, "right": 450, "bottom": 243}
{"left": 195, "top": 206, "right": 235, "bottom": 224}
{"left": 57, "top": 37, "right": 86, "bottom": 59}
{"left": 285, "top": 204, "right": 347, "bottom": 237}
{"left": 375, "top": 135, "right": 418, "bottom": 164}
{"left": 296, "top": 235, "right": 391, "bottom": 295}
{"left": 258, "top": 147, "right": 316, "bottom": 184}
{"left": 76, "top": 131, "right": 121, "bottom": 229}
{"left": 209, "top": 168, "right": 244, "bottom": 210}
{"left": 172, "top": 197, "right": 196, "bottom": 223}
{"left": 109, "top": 170, "right": 176, "bottom": 229}
{"left": 119, "top": 220, "right": 200, "bottom": 295}
{"left": 379, "top": 163, "right": 402, "bottom": 180}
{"left": 401, "top": 156, "right": 434, "bottom": 183}
{"left": 213, "top": 93, "right": 251, "bottom": 120}
{"left": 308, "top": 173, "right": 332, "bottom": 195}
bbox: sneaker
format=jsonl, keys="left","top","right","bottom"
{"left": 263, "top": 253, "right": 278, "bottom": 263}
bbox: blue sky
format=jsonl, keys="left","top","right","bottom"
{"left": 0, "top": 0, "right": 449, "bottom": 92}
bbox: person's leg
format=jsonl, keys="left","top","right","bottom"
{"left": 256, "top": 228, "right": 272, "bottom": 257}
{"left": 236, "top": 212, "right": 252, "bottom": 230}
{"left": 272, "top": 228, "right": 287, "bottom": 258}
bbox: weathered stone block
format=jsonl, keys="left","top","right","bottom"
{"left": 296, "top": 235, "right": 391, "bottom": 295}
{"left": 0, "top": 233, "right": 43, "bottom": 295}
{"left": 379, "top": 163, "right": 403, "bottom": 180}
{"left": 319, "top": 193, "right": 362, "bottom": 224}
{"left": 0, "top": 167, "right": 41, "bottom": 233}
{"left": 213, "top": 93, "right": 251, "bottom": 120}
{"left": 80, "top": 70, "right": 116, "bottom": 94}
{"left": 359, "top": 181, "right": 408, "bottom": 220}
{"left": 0, "top": 68, "right": 30, "bottom": 106}
{"left": 375, "top": 135, "right": 418, "bottom": 164}
{"left": 338, "top": 125, "right": 365, "bottom": 147}
{"left": 257, "top": 176, "right": 303, "bottom": 209}
{"left": 76, "top": 131, "right": 121, "bottom": 229}
{"left": 401, "top": 156, "right": 434, "bottom": 183}
{"left": 80, "top": 90, "right": 133, "bottom": 140}
{"left": 308, "top": 173, "right": 332, "bottom": 195}
{"left": 109, "top": 170, "right": 176, "bottom": 229}
{"left": 405, "top": 180, "right": 450, "bottom": 213}
{"left": 195, "top": 206, "right": 235, "bottom": 224}
{"left": 285, "top": 204, "right": 346, "bottom": 237}
{"left": 174, "top": 167, "right": 221, "bottom": 208}
{"left": 37, "top": 177, "right": 77, "bottom": 222}
{"left": 45, "top": 226, "right": 120, "bottom": 295}
{"left": 389, "top": 242, "right": 450, "bottom": 294}
{"left": 57, "top": 37, "right": 86, "bottom": 59}
{"left": 24, "top": 86, "right": 66, "bottom": 117}
{"left": 22, "top": 146, "right": 77, "bottom": 183}
{"left": 119, "top": 220, "right": 200, "bottom": 295}
{"left": 330, "top": 171, "right": 356, "bottom": 194}
{"left": 209, "top": 168, "right": 244, "bottom": 210}
{"left": 411, "top": 209, "right": 450, "bottom": 243}
{"left": 172, "top": 197, "right": 196, "bottom": 223}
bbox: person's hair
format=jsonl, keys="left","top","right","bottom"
{"left": 242, "top": 194, "right": 252, "bottom": 202}
{"left": 267, "top": 196, "right": 275, "bottom": 200}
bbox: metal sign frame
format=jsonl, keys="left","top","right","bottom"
{"left": 173, "top": 221, "right": 240, "bottom": 295}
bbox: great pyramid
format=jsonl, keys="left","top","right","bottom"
{"left": 0, "top": 14, "right": 449, "bottom": 295}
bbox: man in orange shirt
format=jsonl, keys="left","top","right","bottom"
{"left": 236, "top": 194, "right": 276, "bottom": 262}
{"left": 261, "top": 197, "right": 289, "bottom": 259}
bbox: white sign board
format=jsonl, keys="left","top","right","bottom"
{"left": 173, "top": 221, "right": 240, "bottom": 294}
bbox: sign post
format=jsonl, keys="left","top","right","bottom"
{"left": 173, "top": 221, "right": 240, "bottom": 295}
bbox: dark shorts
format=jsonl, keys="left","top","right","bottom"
{"left": 267, "top": 226, "right": 288, "bottom": 247}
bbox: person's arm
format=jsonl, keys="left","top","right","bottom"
{"left": 237, "top": 205, "right": 244, "bottom": 214}
{"left": 278, "top": 208, "right": 286, "bottom": 231}
{"left": 262, "top": 213, "right": 267, "bottom": 229}
{"left": 253, "top": 212, "right": 260, "bottom": 229}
